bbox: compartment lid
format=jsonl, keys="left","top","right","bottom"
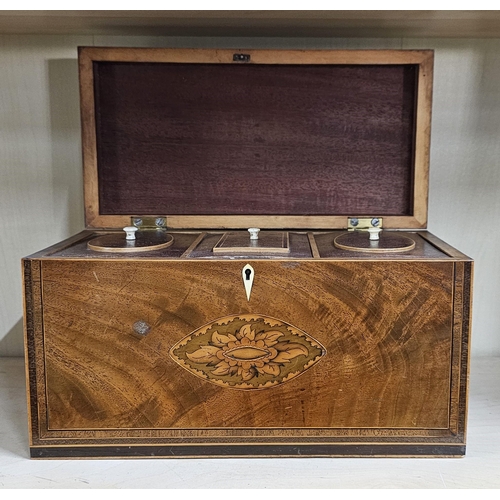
{"left": 79, "top": 48, "right": 433, "bottom": 230}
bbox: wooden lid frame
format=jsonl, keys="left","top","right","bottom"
{"left": 79, "top": 48, "right": 433, "bottom": 230}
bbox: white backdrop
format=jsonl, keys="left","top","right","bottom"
{"left": 1, "top": 35, "right": 498, "bottom": 357}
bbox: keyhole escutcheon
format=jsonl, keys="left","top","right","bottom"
{"left": 242, "top": 264, "right": 255, "bottom": 302}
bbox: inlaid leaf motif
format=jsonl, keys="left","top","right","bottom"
{"left": 170, "top": 314, "right": 326, "bottom": 390}
{"left": 186, "top": 345, "right": 220, "bottom": 365}
{"left": 274, "top": 342, "right": 309, "bottom": 353}
{"left": 256, "top": 331, "right": 283, "bottom": 344}
{"left": 261, "top": 363, "right": 280, "bottom": 376}
{"left": 211, "top": 331, "right": 233, "bottom": 347}
{"left": 212, "top": 364, "right": 231, "bottom": 376}
{"left": 238, "top": 324, "right": 255, "bottom": 340}
{"left": 273, "top": 349, "right": 307, "bottom": 364}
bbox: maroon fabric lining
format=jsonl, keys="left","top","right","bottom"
{"left": 93, "top": 62, "right": 417, "bottom": 216}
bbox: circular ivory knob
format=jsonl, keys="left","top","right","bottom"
{"left": 123, "top": 226, "right": 138, "bottom": 240}
{"left": 248, "top": 228, "right": 260, "bottom": 240}
{"left": 367, "top": 227, "right": 382, "bottom": 241}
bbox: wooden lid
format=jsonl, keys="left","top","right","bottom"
{"left": 79, "top": 48, "right": 433, "bottom": 229}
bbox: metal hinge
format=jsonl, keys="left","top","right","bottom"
{"left": 347, "top": 217, "right": 383, "bottom": 231}
{"left": 131, "top": 217, "right": 167, "bottom": 230}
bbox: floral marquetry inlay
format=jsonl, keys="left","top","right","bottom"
{"left": 169, "top": 315, "right": 326, "bottom": 390}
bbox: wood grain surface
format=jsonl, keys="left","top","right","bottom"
{"left": 39, "top": 259, "right": 455, "bottom": 431}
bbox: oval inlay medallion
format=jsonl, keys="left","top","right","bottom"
{"left": 169, "top": 314, "right": 326, "bottom": 390}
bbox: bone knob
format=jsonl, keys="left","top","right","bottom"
{"left": 248, "top": 228, "right": 260, "bottom": 240}
{"left": 367, "top": 227, "right": 382, "bottom": 241}
{"left": 123, "top": 226, "right": 138, "bottom": 240}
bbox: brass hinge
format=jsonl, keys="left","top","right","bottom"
{"left": 131, "top": 217, "right": 167, "bottom": 230}
{"left": 347, "top": 217, "right": 383, "bottom": 231}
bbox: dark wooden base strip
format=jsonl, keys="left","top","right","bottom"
{"left": 31, "top": 444, "right": 466, "bottom": 459}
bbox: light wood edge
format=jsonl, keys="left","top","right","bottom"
{"left": 307, "top": 232, "right": 321, "bottom": 259}
{"left": 79, "top": 47, "right": 99, "bottom": 228}
{"left": 212, "top": 232, "right": 228, "bottom": 250}
{"left": 79, "top": 47, "right": 435, "bottom": 65}
{"left": 412, "top": 51, "right": 433, "bottom": 228}
{"left": 86, "top": 215, "right": 428, "bottom": 230}
{"left": 80, "top": 48, "right": 433, "bottom": 230}
{"left": 180, "top": 232, "right": 207, "bottom": 258}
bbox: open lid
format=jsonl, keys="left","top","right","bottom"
{"left": 79, "top": 48, "right": 433, "bottom": 230}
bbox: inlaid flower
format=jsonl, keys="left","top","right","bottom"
{"left": 170, "top": 315, "right": 326, "bottom": 390}
{"left": 186, "top": 324, "right": 309, "bottom": 382}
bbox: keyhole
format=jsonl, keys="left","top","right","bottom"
{"left": 242, "top": 264, "right": 254, "bottom": 301}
